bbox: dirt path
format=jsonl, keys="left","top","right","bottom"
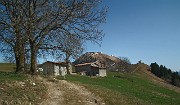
{"left": 39, "top": 77, "right": 105, "bottom": 105}
{"left": 40, "top": 80, "right": 64, "bottom": 105}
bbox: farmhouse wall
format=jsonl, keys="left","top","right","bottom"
{"left": 40, "top": 61, "right": 70, "bottom": 76}
{"left": 54, "top": 65, "right": 60, "bottom": 76}
{"left": 60, "top": 67, "right": 67, "bottom": 76}
{"left": 75, "top": 62, "right": 107, "bottom": 77}
{"left": 99, "top": 68, "right": 107, "bottom": 77}
{"left": 75, "top": 65, "right": 91, "bottom": 73}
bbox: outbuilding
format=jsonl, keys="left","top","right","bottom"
{"left": 75, "top": 61, "right": 107, "bottom": 77}
{"left": 40, "top": 61, "right": 72, "bottom": 76}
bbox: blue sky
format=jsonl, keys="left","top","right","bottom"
{"left": 86, "top": 0, "right": 180, "bottom": 71}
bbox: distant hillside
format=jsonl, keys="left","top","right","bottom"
{"left": 0, "top": 63, "right": 15, "bottom": 72}
{"left": 73, "top": 52, "right": 130, "bottom": 71}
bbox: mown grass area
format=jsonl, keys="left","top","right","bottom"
{"left": 0, "top": 72, "right": 47, "bottom": 105}
{"left": 0, "top": 63, "right": 16, "bottom": 72}
{"left": 61, "top": 72, "right": 180, "bottom": 105}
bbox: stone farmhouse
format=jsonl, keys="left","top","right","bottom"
{"left": 75, "top": 61, "right": 107, "bottom": 77}
{"left": 39, "top": 61, "right": 72, "bottom": 76}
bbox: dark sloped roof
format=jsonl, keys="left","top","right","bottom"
{"left": 75, "top": 61, "right": 106, "bottom": 69}
{"left": 40, "top": 61, "right": 68, "bottom": 66}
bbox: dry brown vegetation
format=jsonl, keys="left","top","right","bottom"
{"left": 0, "top": 74, "right": 47, "bottom": 105}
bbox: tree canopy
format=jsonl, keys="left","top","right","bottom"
{"left": 150, "top": 62, "right": 180, "bottom": 87}
{"left": 0, "top": 0, "right": 107, "bottom": 74}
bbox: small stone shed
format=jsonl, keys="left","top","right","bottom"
{"left": 75, "top": 61, "right": 107, "bottom": 77}
{"left": 40, "top": 61, "right": 72, "bottom": 76}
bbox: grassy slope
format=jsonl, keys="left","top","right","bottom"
{"left": 0, "top": 63, "right": 16, "bottom": 72}
{"left": 63, "top": 72, "right": 180, "bottom": 105}
{"left": 0, "top": 72, "right": 47, "bottom": 105}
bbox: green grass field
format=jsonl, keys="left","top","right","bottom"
{"left": 0, "top": 72, "right": 26, "bottom": 83}
{"left": 61, "top": 72, "right": 180, "bottom": 105}
{"left": 0, "top": 63, "right": 16, "bottom": 72}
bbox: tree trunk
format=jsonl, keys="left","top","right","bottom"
{"left": 66, "top": 62, "right": 71, "bottom": 74}
{"left": 19, "top": 49, "right": 25, "bottom": 72}
{"left": 30, "top": 52, "right": 36, "bottom": 75}
{"left": 29, "top": 41, "right": 37, "bottom": 75}
{"left": 19, "top": 42, "right": 25, "bottom": 72}
{"left": 65, "top": 52, "right": 71, "bottom": 74}
{"left": 14, "top": 39, "right": 25, "bottom": 73}
{"left": 13, "top": 25, "right": 26, "bottom": 73}
{"left": 15, "top": 53, "right": 20, "bottom": 72}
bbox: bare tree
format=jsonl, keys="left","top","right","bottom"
{"left": 0, "top": 0, "right": 107, "bottom": 74}
{"left": 0, "top": 0, "right": 27, "bottom": 72}
{"left": 25, "top": 0, "right": 107, "bottom": 74}
{"left": 118, "top": 57, "right": 131, "bottom": 72}
{"left": 54, "top": 33, "right": 84, "bottom": 74}
{"left": 119, "top": 57, "right": 131, "bottom": 64}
